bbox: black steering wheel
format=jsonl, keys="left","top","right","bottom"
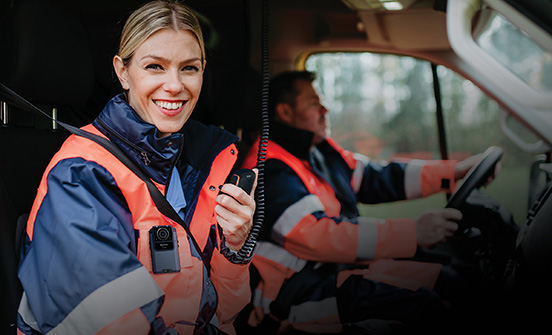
{"left": 445, "top": 146, "right": 503, "bottom": 210}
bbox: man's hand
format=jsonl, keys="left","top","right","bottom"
{"left": 415, "top": 208, "right": 461, "bottom": 247}
{"left": 455, "top": 153, "right": 501, "bottom": 186}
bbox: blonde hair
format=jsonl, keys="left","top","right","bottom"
{"left": 118, "top": 0, "right": 205, "bottom": 65}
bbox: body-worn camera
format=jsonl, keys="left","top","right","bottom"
{"left": 149, "top": 225, "right": 180, "bottom": 273}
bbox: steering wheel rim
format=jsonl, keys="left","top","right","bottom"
{"left": 445, "top": 146, "right": 503, "bottom": 209}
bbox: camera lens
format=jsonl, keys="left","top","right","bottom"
{"left": 156, "top": 227, "right": 170, "bottom": 241}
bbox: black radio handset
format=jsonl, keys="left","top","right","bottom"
{"left": 220, "top": 168, "right": 258, "bottom": 263}
{"left": 227, "top": 168, "right": 256, "bottom": 195}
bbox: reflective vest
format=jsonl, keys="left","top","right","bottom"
{"left": 18, "top": 124, "right": 248, "bottom": 335}
{"left": 242, "top": 137, "right": 446, "bottom": 330}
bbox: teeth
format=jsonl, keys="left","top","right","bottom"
{"left": 154, "top": 100, "right": 183, "bottom": 110}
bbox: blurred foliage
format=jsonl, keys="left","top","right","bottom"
{"left": 305, "top": 52, "right": 541, "bottom": 224}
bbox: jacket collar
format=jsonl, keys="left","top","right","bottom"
{"left": 93, "top": 94, "right": 237, "bottom": 185}
{"left": 270, "top": 121, "right": 314, "bottom": 160}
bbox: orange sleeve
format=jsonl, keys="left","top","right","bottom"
{"left": 356, "top": 217, "right": 417, "bottom": 260}
{"left": 96, "top": 308, "right": 151, "bottom": 335}
{"left": 404, "top": 160, "right": 457, "bottom": 198}
{"left": 374, "top": 218, "right": 417, "bottom": 259}
{"left": 209, "top": 249, "right": 251, "bottom": 330}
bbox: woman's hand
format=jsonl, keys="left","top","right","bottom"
{"left": 215, "top": 169, "right": 258, "bottom": 251}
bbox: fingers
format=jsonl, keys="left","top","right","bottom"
{"left": 215, "top": 195, "right": 254, "bottom": 250}
{"left": 485, "top": 162, "right": 501, "bottom": 187}
{"left": 435, "top": 220, "right": 458, "bottom": 243}
{"left": 215, "top": 192, "right": 255, "bottom": 223}
{"left": 442, "top": 221, "right": 458, "bottom": 238}
{"left": 215, "top": 203, "right": 252, "bottom": 248}
{"left": 454, "top": 153, "right": 482, "bottom": 181}
{"left": 433, "top": 209, "right": 461, "bottom": 239}
{"left": 440, "top": 208, "right": 462, "bottom": 221}
{"left": 456, "top": 153, "right": 501, "bottom": 186}
{"left": 440, "top": 210, "right": 460, "bottom": 238}
{"left": 219, "top": 184, "right": 256, "bottom": 207}
{"left": 416, "top": 208, "right": 461, "bottom": 247}
{"left": 216, "top": 172, "right": 258, "bottom": 250}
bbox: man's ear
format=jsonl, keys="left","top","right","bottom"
{"left": 113, "top": 55, "right": 130, "bottom": 90}
{"left": 275, "top": 103, "right": 293, "bottom": 124}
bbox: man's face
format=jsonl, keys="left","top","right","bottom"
{"left": 287, "top": 79, "right": 329, "bottom": 145}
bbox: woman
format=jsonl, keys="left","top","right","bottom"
{"left": 16, "top": 1, "right": 256, "bottom": 334}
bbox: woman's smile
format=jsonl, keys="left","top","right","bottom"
{"left": 153, "top": 99, "right": 186, "bottom": 116}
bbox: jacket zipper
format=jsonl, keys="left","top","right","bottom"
{"left": 166, "top": 137, "right": 184, "bottom": 191}
{"left": 97, "top": 118, "right": 152, "bottom": 166}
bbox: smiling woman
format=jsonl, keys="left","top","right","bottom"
{"left": 113, "top": 28, "right": 204, "bottom": 137}
{"left": 2, "top": 0, "right": 552, "bottom": 334}
{"left": 14, "top": 1, "right": 256, "bottom": 335}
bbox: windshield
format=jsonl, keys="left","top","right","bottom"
{"left": 305, "top": 51, "right": 535, "bottom": 224}
{"left": 475, "top": 10, "right": 552, "bottom": 92}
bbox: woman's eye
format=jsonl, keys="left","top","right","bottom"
{"left": 146, "top": 64, "right": 163, "bottom": 71}
{"left": 182, "top": 65, "right": 199, "bottom": 72}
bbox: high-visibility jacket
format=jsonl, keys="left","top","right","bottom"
{"left": 241, "top": 122, "right": 457, "bottom": 332}
{"left": 17, "top": 95, "right": 250, "bottom": 335}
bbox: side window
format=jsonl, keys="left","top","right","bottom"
{"left": 305, "top": 53, "right": 439, "bottom": 159}
{"left": 305, "top": 52, "right": 532, "bottom": 224}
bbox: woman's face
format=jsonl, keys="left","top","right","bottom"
{"left": 114, "top": 28, "right": 205, "bottom": 137}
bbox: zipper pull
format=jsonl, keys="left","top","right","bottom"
{"left": 141, "top": 151, "right": 151, "bottom": 166}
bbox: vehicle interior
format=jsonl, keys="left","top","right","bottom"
{"left": 1, "top": 0, "right": 551, "bottom": 333}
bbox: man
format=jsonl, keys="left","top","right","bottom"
{"left": 241, "top": 71, "right": 494, "bottom": 333}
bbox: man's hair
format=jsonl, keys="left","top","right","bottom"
{"left": 269, "top": 71, "right": 316, "bottom": 121}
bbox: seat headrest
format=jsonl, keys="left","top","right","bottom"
{"left": 1, "top": 1, "right": 94, "bottom": 108}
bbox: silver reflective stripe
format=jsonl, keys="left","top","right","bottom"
{"left": 273, "top": 194, "right": 325, "bottom": 244}
{"left": 288, "top": 297, "right": 338, "bottom": 323}
{"left": 356, "top": 217, "right": 380, "bottom": 260}
{"left": 404, "top": 159, "right": 424, "bottom": 199}
{"left": 252, "top": 288, "right": 273, "bottom": 314}
{"left": 18, "top": 292, "right": 41, "bottom": 333}
{"left": 351, "top": 153, "right": 370, "bottom": 194}
{"left": 255, "top": 241, "right": 307, "bottom": 272}
{"left": 49, "top": 266, "right": 164, "bottom": 335}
